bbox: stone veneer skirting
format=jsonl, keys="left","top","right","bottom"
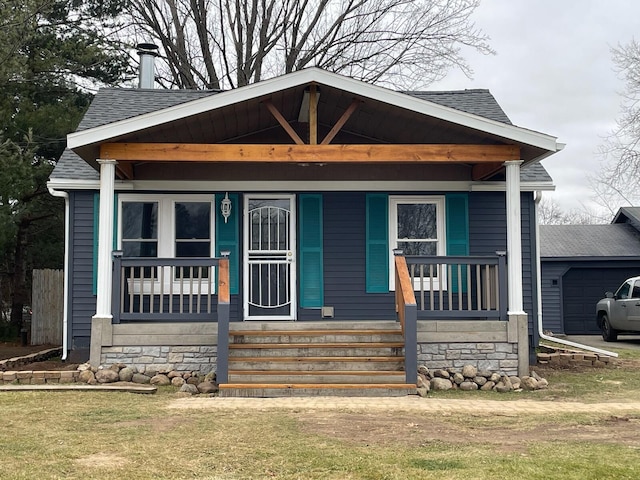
{"left": 90, "top": 315, "right": 529, "bottom": 377}
{"left": 101, "top": 345, "right": 217, "bottom": 374}
{"left": 418, "top": 342, "right": 519, "bottom": 376}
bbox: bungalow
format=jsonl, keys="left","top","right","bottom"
{"left": 48, "top": 62, "right": 562, "bottom": 395}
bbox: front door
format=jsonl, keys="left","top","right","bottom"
{"left": 243, "top": 195, "right": 296, "bottom": 320}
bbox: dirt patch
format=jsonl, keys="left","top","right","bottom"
{"left": 294, "top": 412, "right": 640, "bottom": 452}
{"left": 0, "top": 342, "right": 78, "bottom": 371}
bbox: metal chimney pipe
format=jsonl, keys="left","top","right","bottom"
{"left": 137, "top": 43, "right": 158, "bottom": 89}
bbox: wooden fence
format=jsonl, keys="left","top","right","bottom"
{"left": 31, "top": 269, "right": 64, "bottom": 345}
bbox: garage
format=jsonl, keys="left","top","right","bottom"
{"left": 540, "top": 215, "right": 640, "bottom": 335}
{"left": 561, "top": 266, "right": 640, "bottom": 335}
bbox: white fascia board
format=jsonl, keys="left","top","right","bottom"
{"left": 68, "top": 67, "right": 560, "bottom": 152}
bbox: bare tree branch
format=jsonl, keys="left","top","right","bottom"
{"left": 123, "top": 0, "right": 492, "bottom": 90}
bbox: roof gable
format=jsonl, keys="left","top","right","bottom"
{"left": 67, "top": 68, "right": 560, "bottom": 160}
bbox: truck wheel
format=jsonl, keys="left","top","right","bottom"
{"left": 601, "top": 315, "right": 618, "bottom": 342}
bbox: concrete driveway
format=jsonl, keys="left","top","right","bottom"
{"left": 564, "top": 335, "right": 640, "bottom": 351}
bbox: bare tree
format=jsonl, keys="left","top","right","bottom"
{"left": 537, "top": 198, "right": 603, "bottom": 225}
{"left": 123, "top": 0, "right": 492, "bottom": 90}
{"left": 592, "top": 39, "right": 640, "bottom": 212}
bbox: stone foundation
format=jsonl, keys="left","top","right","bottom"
{"left": 418, "top": 342, "right": 519, "bottom": 376}
{"left": 100, "top": 345, "right": 217, "bottom": 374}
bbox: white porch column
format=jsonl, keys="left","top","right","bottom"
{"left": 505, "top": 160, "right": 525, "bottom": 315}
{"left": 93, "top": 159, "right": 117, "bottom": 319}
{"left": 90, "top": 159, "right": 117, "bottom": 366}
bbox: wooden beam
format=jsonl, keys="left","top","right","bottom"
{"left": 321, "top": 99, "right": 360, "bottom": 145}
{"left": 472, "top": 162, "right": 505, "bottom": 181}
{"left": 309, "top": 84, "right": 318, "bottom": 145}
{"left": 115, "top": 161, "right": 134, "bottom": 180}
{"left": 263, "top": 100, "right": 304, "bottom": 145}
{"left": 100, "top": 143, "right": 521, "bottom": 163}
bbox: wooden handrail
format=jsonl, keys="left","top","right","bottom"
{"left": 394, "top": 255, "right": 417, "bottom": 385}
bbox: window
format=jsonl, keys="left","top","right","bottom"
{"left": 118, "top": 195, "right": 214, "bottom": 258}
{"left": 616, "top": 281, "right": 631, "bottom": 300}
{"left": 121, "top": 202, "right": 158, "bottom": 257}
{"left": 118, "top": 194, "right": 215, "bottom": 291}
{"left": 389, "top": 196, "right": 446, "bottom": 289}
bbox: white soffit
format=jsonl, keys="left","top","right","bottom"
{"left": 68, "top": 68, "right": 560, "bottom": 153}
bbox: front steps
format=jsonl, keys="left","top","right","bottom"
{"left": 218, "top": 321, "right": 417, "bottom": 397}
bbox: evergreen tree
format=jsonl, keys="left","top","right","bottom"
{"left": 0, "top": 0, "right": 131, "bottom": 334}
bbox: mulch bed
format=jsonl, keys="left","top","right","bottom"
{"left": 0, "top": 342, "right": 78, "bottom": 371}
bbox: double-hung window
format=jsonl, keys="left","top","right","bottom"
{"left": 118, "top": 194, "right": 215, "bottom": 293}
{"left": 389, "top": 196, "right": 446, "bottom": 290}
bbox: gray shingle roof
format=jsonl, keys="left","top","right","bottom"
{"left": 75, "top": 88, "right": 219, "bottom": 131}
{"left": 540, "top": 224, "right": 640, "bottom": 258}
{"left": 51, "top": 85, "right": 549, "bottom": 183}
{"left": 405, "top": 90, "right": 512, "bottom": 124}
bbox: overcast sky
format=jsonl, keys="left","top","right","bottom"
{"left": 430, "top": 0, "right": 637, "bottom": 213}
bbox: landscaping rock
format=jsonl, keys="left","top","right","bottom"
{"left": 197, "top": 381, "right": 218, "bottom": 394}
{"left": 452, "top": 372, "right": 464, "bottom": 385}
{"left": 171, "top": 376, "right": 185, "bottom": 387}
{"left": 433, "top": 369, "right": 450, "bottom": 379}
{"left": 119, "top": 367, "right": 134, "bottom": 382}
{"left": 132, "top": 373, "right": 151, "bottom": 384}
{"left": 521, "top": 376, "right": 539, "bottom": 391}
{"left": 78, "top": 370, "right": 95, "bottom": 384}
{"left": 179, "top": 383, "right": 199, "bottom": 395}
{"left": 150, "top": 374, "right": 171, "bottom": 386}
{"left": 462, "top": 365, "right": 477, "bottom": 379}
{"left": 460, "top": 381, "right": 478, "bottom": 391}
{"left": 95, "top": 369, "right": 119, "bottom": 383}
{"left": 430, "top": 377, "right": 453, "bottom": 391}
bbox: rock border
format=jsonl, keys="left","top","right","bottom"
{"left": 0, "top": 347, "right": 63, "bottom": 372}
{"left": 416, "top": 364, "right": 549, "bottom": 397}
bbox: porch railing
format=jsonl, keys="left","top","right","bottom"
{"left": 394, "top": 255, "right": 418, "bottom": 385}
{"left": 111, "top": 253, "right": 230, "bottom": 383}
{"left": 404, "top": 253, "right": 507, "bottom": 321}
{"left": 111, "top": 252, "right": 230, "bottom": 324}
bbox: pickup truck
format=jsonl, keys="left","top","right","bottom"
{"left": 596, "top": 276, "right": 640, "bottom": 341}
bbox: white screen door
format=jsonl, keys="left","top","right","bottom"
{"left": 243, "top": 195, "right": 296, "bottom": 320}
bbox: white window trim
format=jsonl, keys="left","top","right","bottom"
{"left": 118, "top": 193, "right": 216, "bottom": 294}
{"left": 388, "top": 195, "right": 446, "bottom": 291}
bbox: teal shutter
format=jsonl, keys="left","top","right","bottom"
{"left": 366, "top": 194, "right": 389, "bottom": 293}
{"left": 446, "top": 193, "right": 469, "bottom": 293}
{"left": 215, "top": 194, "right": 239, "bottom": 295}
{"left": 92, "top": 193, "right": 118, "bottom": 295}
{"left": 298, "top": 194, "right": 324, "bottom": 308}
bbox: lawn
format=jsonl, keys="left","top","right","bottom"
{"left": 1, "top": 353, "right": 640, "bottom": 479}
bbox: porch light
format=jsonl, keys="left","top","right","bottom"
{"left": 393, "top": 248, "right": 404, "bottom": 256}
{"left": 220, "top": 192, "right": 232, "bottom": 223}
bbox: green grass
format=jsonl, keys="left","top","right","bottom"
{"left": 0, "top": 387, "right": 639, "bottom": 479}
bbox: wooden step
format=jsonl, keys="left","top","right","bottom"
{"left": 227, "top": 371, "right": 406, "bottom": 384}
{"left": 228, "top": 342, "right": 405, "bottom": 349}
{"left": 228, "top": 356, "right": 404, "bottom": 372}
{"left": 218, "top": 383, "right": 417, "bottom": 397}
{"left": 229, "top": 329, "right": 402, "bottom": 336}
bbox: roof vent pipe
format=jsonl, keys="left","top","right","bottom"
{"left": 137, "top": 43, "right": 158, "bottom": 89}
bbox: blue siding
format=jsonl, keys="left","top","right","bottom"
{"left": 468, "top": 191, "right": 536, "bottom": 322}
{"left": 541, "top": 261, "right": 569, "bottom": 334}
{"left": 299, "top": 193, "right": 394, "bottom": 320}
{"left": 69, "top": 191, "right": 97, "bottom": 356}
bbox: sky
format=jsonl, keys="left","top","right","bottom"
{"left": 430, "top": 0, "right": 638, "bottom": 213}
